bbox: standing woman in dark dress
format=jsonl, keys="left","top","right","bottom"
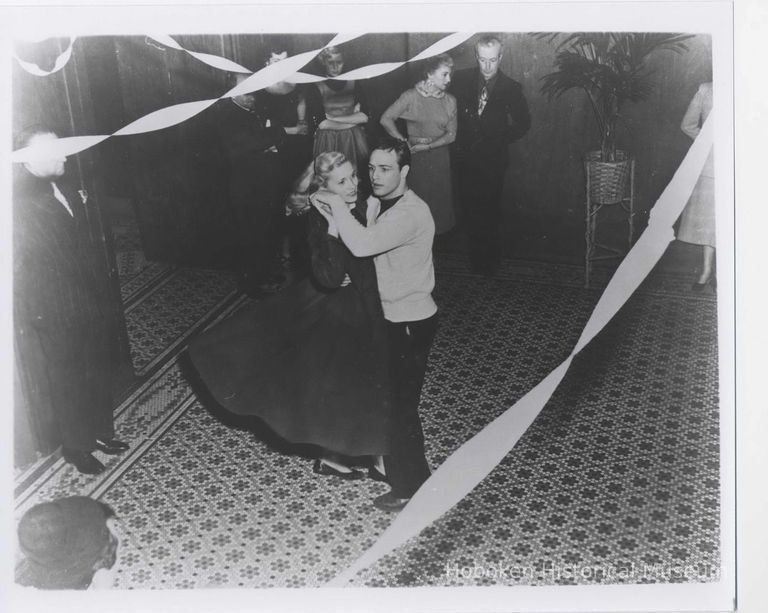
{"left": 311, "top": 47, "right": 370, "bottom": 178}
{"left": 187, "top": 152, "right": 388, "bottom": 480}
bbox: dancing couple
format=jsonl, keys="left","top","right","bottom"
{"left": 188, "top": 137, "right": 437, "bottom": 512}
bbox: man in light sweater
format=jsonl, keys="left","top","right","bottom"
{"left": 311, "top": 138, "right": 437, "bottom": 512}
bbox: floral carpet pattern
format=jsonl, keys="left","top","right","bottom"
{"left": 123, "top": 267, "right": 239, "bottom": 376}
{"left": 14, "top": 255, "right": 720, "bottom": 589}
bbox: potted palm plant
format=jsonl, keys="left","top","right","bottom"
{"left": 535, "top": 32, "right": 692, "bottom": 204}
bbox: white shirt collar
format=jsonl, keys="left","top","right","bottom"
{"left": 51, "top": 182, "right": 74, "bottom": 217}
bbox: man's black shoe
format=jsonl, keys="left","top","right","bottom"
{"left": 95, "top": 438, "right": 130, "bottom": 455}
{"left": 373, "top": 491, "right": 410, "bottom": 512}
{"left": 63, "top": 450, "right": 106, "bottom": 475}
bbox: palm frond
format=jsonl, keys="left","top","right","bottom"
{"left": 532, "top": 31, "right": 694, "bottom": 158}
{"left": 539, "top": 51, "right": 603, "bottom": 100}
{"left": 613, "top": 33, "right": 695, "bottom": 65}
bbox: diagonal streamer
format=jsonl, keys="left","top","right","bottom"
{"left": 113, "top": 99, "right": 219, "bottom": 136}
{"left": 11, "top": 135, "right": 112, "bottom": 163}
{"left": 409, "top": 32, "right": 474, "bottom": 62}
{"left": 11, "top": 32, "right": 470, "bottom": 163}
{"left": 13, "top": 37, "right": 76, "bottom": 77}
{"left": 146, "top": 34, "right": 251, "bottom": 73}
{"left": 328, "top": 115, "right": 714, "bottom": 586}
{"left": 146, "top": 32, "right": 366, "bottom": 79}
{"left": 340, "top": 62, "right": 406, "bottom": 81}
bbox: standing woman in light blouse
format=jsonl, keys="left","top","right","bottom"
{"left": 380, "top": 53, "right": 458, "bottom": 235}
{"left": 677, "top": 82, "right": 715, "bottom": 291}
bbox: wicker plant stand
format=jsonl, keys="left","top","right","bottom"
{"left": 584, "top": 150, "right": 636, "bottom": 287}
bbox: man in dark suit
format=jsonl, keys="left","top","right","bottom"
{"left": 452, "top": 35, "right": 531, "bottom": 275}
{"left": 217, "top": 72, "right": 288, "bottom": 296}
{"left": 13, "top": 126, "right": 128, "bottom": 475}
{"left": 252, "top": 45, "right": 319, "bottom": 278}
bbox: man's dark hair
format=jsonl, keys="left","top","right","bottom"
{"left": 263, "top": 37, "right": 293, "bottom": 64}
{"left": 13, "top": 123, "right": 59, "bottom": 151}
{"left": 225, "top": 71, "right": 250, "bottom": 90}
{"left": 17, "top": 497, "right": 117, "bottom": 590}
{"left": 371, "top": 136, "right": 411, "bottom": 170}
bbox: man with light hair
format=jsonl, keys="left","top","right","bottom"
{"left": 452, "top": 34, "right": 531, "bottom": 276}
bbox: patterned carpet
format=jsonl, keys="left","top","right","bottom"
{"left": 354, "top": 264, "right": 719, "bottom": 587}
{"left": 14, "top": 251, "right": 719, "bottom": 589}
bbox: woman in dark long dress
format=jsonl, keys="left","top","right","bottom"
{"left": 187, "top": 152, "right": 388, "bottom": 479}
{"left": 311, "top": 47, "right": 369, "bottom": 173}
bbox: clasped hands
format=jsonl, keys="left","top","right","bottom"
{"left": 395, "top": 136, "right": 432, "bottom": 154}
{"left": 309, "top": 192, "right": 352, "bottom": 288}
{"left": 310, "top": 190, "right": 347, "bottom": 238}
{"left": 409, "top": 141, "right": 432, "bottom": 154}
{"left": 317, "top": 118, "right": 354, "bottom": 130}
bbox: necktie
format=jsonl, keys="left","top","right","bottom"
{"left": 478, "top": 84, "right": 488, "bottom": 116}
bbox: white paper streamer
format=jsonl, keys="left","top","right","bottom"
{"left": 113, "top": 99, "right": 218, "bottom": 136}
{"left": 13, "top": 37, "right": 76, "bottom": 77}
{"left": 11, "top": 32, "right": 471, "bottom": 163}
{"left": 146, "top": 34, "right": 251, "bottom": 73}
{"left": 328, "top": 115, "right": 715, "bottom": 587}
{"left": 13, "top": 135, "right": 112, "bottom": 162}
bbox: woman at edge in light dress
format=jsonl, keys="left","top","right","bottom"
{"left": 677, "top": 81, "right": 715, "bottom": 291}
{"left": 379, "top": 53, "right": 457, "bottom": 235}
{"left": 187, "top": 152, "right": 389, "bottom": 481}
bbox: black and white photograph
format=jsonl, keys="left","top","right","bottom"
{"left": 3, "top": 1, "right": 755, "bottom": 611}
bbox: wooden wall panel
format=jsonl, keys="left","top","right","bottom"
{"left": 446, "top": 33, "right": 713, "bottom": 246}
{"left": 112, "top": 35, "right": 233, "bottom": 264}
{"left": 96, "top": 32, "right": 712, "bottom": 264}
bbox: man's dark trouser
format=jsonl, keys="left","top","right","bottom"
{"left": 383, "top": 313, "right": 439, "bottom": 498}
{"left": 39, "top": 322, "right": 115, "bottom": 453}
{"left": 456, "top": 161, "right": 506, "bottom": 273}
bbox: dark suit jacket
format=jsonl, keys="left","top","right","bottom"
{"left": 212, "top": 99, "right": 288, "bottom": 215}
{"left": 452, "top": 68, "right": 531, "bottom": 169}
{"left": 14, "top": 169, "right": 119, "bottom": 456}
{"left": 13, "top": 170, "right": 108, "bottom": 336}
{"left": 215, "top": 99, "right": 285, "bottom": 172}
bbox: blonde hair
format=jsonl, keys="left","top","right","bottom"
{"left": 422, "top": 53, "right": 454, "bottom": 81}
{"left": 476, "top": 35, "right": 503, "bottom": 53}
{"left": 317, "top": 46, "right": 342, "bottom": 67}
{"left": 285, "top": 152, "right": 353, "bottom": 215}
{"left": 311, "top": 151, "right": 350, "bottom": 190}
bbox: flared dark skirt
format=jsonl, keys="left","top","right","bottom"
{"left": 187, "top": 278, "right": 391, "bottom": 456}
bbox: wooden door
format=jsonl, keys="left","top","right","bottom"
{"left": 111, "top": 35, "right": 235, "bottom": 266}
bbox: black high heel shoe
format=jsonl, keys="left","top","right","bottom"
{"left": 313, "top": 459, "right": 365, "bottom": 481}
{"left": 368, "top": 466, "right": 389, "bottom": 483}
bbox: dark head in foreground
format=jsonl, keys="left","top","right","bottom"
{"left": 17, "top": 496, "right": 119, "bottom": 590}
